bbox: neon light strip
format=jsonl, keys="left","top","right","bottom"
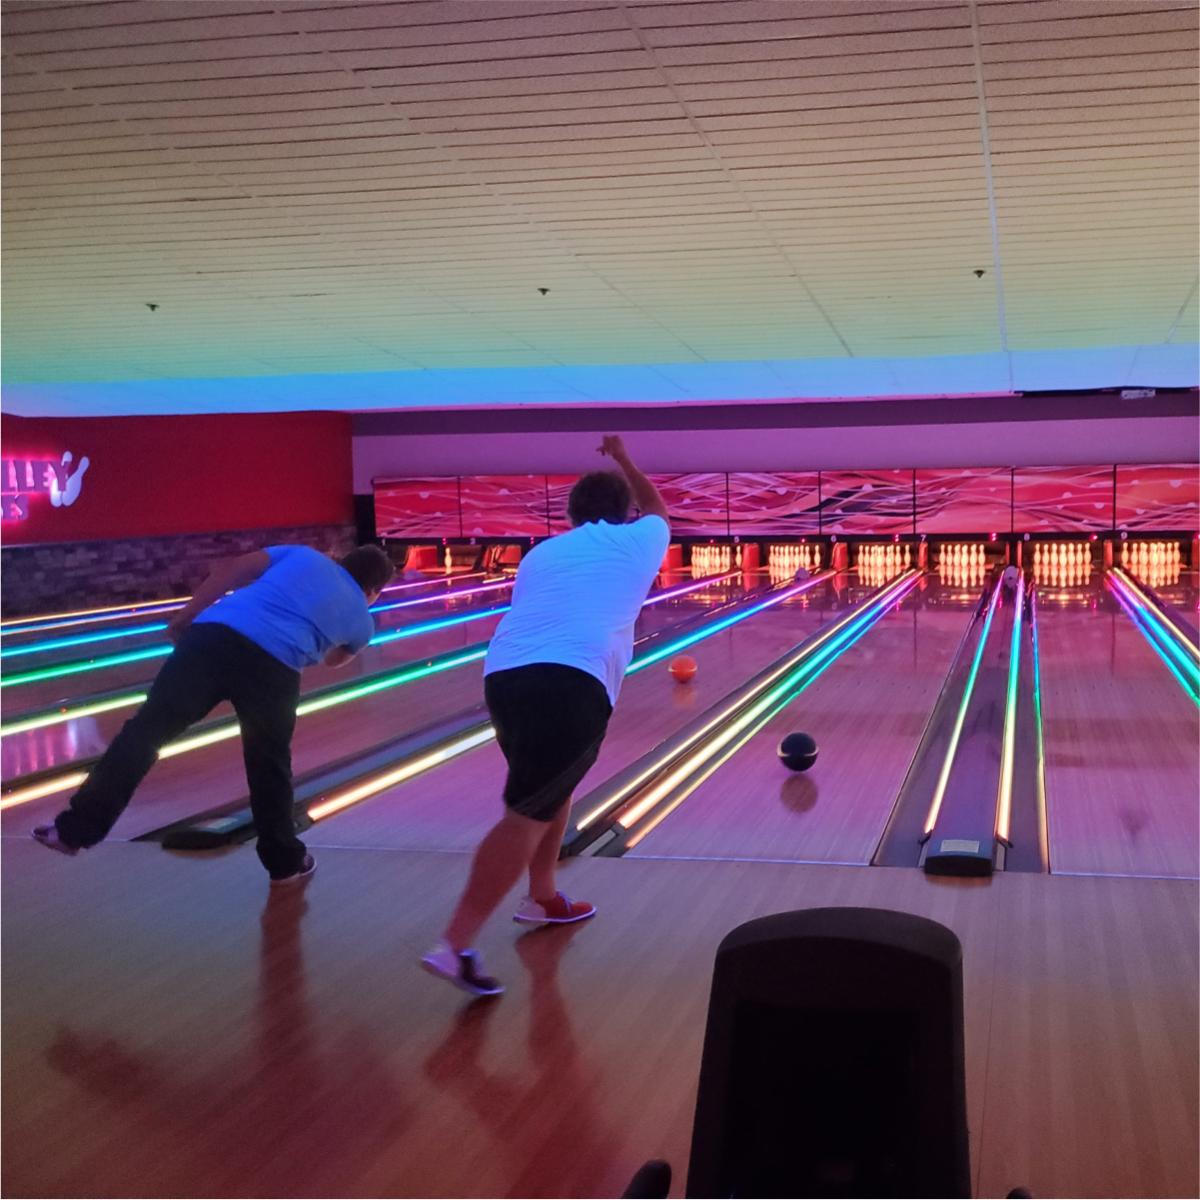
{"left": 578, "top": 571, "right": 911, "bottom": 832}
{"left": 922, "top": 580, "right": 1005, "bottom": 837}
{"left": 1112, "top": 569, "right": 1200, "bottom": 665}
{"left": 0, "top": 601, "right": 189, "bottom": 637}
{"left": 0, "top": 572, "right": 486, "bottom": 637}
{"left": 2, "top": 644, "right": 174, "bottom": 688}
{"left": 619, "top": 576, "right": 916, "bottom": 833}
{"left": 369, "top": 577, "right": 512, "bottom": 615}
{"left": 304, "top": 574, "right": 824, "bottom": 824}
{"left": 1029, "top": 590, "right": 1051, "bottom": 871}
{"left": 0, "top": 693, "right": 150, "bottom": 737}
{"left": 1109, "top": 580, "right": 1200, "bottom": 705}
{"left": 623, "top": 591, "right": 903, "bottom": 847}
{"left": 1, "top": 621, "right": 170, "bottom": 659}
{"left": 307, "top": 729, "right": 496, "bottom": 820}
{"left": 0, "top": 598, "right": 193, "bottom": 630}
{"left": 994, "top": 571, "right": 1025, "bottom": 845}
{"left": 628, "top": 572, "right": 829, "bottom": 674}
{"left": 1109, "top": 572, "right": 1200, "bottom": 691}
{"left": 0, "top": 769, "right": 89, "bottom": 809}
{"left": 0, "top": 575, "right": 732, "bottom": 735}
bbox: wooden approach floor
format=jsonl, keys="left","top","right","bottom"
{"left": 2, "top": 839, "right": 1196, "bottom": 1199}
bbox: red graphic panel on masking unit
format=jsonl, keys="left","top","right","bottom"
{"left": 549, "top": 472, "right": 728, "bottom": 535}
{"left": 651, "top": 473, "right": 729, "bottom": 536}
{"left": 1013, "top": 466, "right": 1114, "bottom": 533}
{"left": 374, "top": 477, "right": 461, "bottom": 538}
{"left": 547, "top": 474, "right": 576, "bottom": 534}
{"left": 459, "top": 475, "right": 549, "bottom": 538}
{"left": 915, "top": 468, "right": 1013, "bottom": 534}
{"left": 819, "top": 469, "right": 914, "bottom": 535}
{"left": 726, "top": 472, "right": 820, "bottom": 536}
{"left": 1116, "top": 463, "right": 1200, "bottom": 531}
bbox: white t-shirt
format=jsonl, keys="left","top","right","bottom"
{"left": 484, "top": 515, "right": 671, "bottom": 704}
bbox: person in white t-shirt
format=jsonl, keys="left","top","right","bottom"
{"left": 422, "top": 436, "right": 670, "bottom": 996}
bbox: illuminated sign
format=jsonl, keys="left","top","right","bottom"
{"left": 2, "top": 452, "right": 89, "bottom": 521}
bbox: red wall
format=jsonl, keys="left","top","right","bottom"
{"left": 1, "top": 412, "right": 353, "bottom": 544}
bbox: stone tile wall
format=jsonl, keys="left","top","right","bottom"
{"left": 1, "top": 523, "right": 359, "bottom": 617}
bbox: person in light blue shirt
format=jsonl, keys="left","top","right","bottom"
{"left": 34, "top": 544, "right": 394, "bottom": 883}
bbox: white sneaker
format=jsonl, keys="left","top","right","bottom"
{"left": 420, "top": 941, "right": 504, "bottom": 997}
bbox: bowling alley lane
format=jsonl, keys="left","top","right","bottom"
{"left": 1035, "top": 579, "right": 1199, "bottom": 879}
{"left": 1, "top": 574, "right": 738, "bottom": 781}
{"left": 625, "top": 578, "right": 974, "bottom": 865}
{"left": 304, "top": 580, "right": 846, "bottom": 853}
{"left": 0, "top": 577, "right": 735, "bottom": 841}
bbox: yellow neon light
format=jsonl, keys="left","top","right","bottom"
{"left": 0, "top": 770, "right": 88, "bottom": 809}
{"left": 308, "top": 728, "right": 495, "bottom": 820}
{"left": 1, "top": 693, "right": 147, "bottom": 737}
{"left": 0, "top": 598, "right": 193, "bottom": 627}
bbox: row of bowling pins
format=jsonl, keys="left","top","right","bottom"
{"left": 1033, "top": 542, "right": 1090, "bottom": 566}
{"left": 1120, "top": 541, "right": 1181, "bottom": 567}
{"left": 855, "top": 544, "right": 911, "bottom": 568}
{"left": 937, "top": 543, "right": 986, "bottom": 565}
{"left": 768, "top": 543, "right": 822, "bottom": 570}
{"left": 692, "top": 545, "right": 734, "bottom": 574}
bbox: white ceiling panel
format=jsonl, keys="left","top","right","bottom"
{"left": 2, "top": 0, "right": 1196, "bottom": 414}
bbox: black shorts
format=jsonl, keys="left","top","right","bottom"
{"left": 484, "top": 663, "right": 613, "bottom": 822}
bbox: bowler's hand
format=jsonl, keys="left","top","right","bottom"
{"left": 166, "top": 615, "right": 192, "bottom": 646}
{"left": 598, "top": 434, "right": 628, "bottom": 461}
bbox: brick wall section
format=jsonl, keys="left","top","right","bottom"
{"left": 1, "top": 523, "right": 359, "bottom": 617}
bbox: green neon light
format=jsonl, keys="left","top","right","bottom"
{"left": 2, "top": 645, "right": 171, "bottom": 688}
{"left": 296, "top": 648, "right": 487, "bottom": 717}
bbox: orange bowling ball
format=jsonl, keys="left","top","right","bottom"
{"left": 669, "top": 655, "right": 698, "bottom": 683}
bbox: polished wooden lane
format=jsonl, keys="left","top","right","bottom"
{"left": 305, "top": 589, "right": 839, "bottom": 854}
{"left": 0, "top": 590, "right": 724, "bottom": 843}
{"left": 628, "top": 587, "right": 971, "bottom": 864}
{"left": 2, "top": 840, "right": 1194, "bottom": 1198}
{"left": 1038, "top": 595, "right": 1199, "bottom": 878}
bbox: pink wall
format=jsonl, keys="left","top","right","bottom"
{"left": 352, "top": 416, "right": 1196, "bottom": 492}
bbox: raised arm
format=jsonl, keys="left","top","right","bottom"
{"left": 167, "top": 551, "right": 271, "bottom": 643}
{"left": 599, "top": 435, "right": 670, "bottom": 525}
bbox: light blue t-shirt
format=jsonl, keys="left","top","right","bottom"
{"left": 195, "top": 545, "right": 375, "bottom": 671}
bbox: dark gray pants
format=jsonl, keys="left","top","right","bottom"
{"left": 55, "top": 622, "right": 306, "bottom": 877}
